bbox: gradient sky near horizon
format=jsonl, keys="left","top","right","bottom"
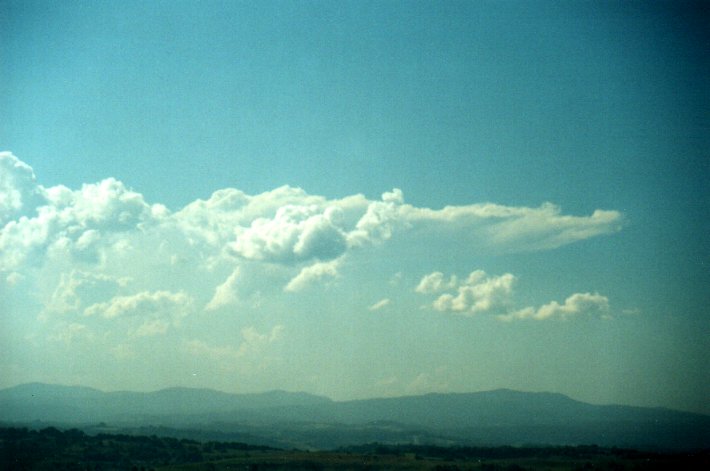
{"left": 1, "top": 0, "right": 708, "bottom": 414}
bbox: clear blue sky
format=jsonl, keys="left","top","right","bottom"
{"left": 1, "top": 0, "right": 708, "bottom": 413}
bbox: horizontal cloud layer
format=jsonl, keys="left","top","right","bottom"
{"left": 1, "top": 151, "right": 622, "bottom": 361}
{"left": 1, "top": 152, "right": 622, "bottom": 278}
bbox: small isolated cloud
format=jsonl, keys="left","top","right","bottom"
{"left": 418, "top": 270, "right": 515, "bottom": 315}
{"left": 406, "top": 368, "right": 450, "bottom": 395}
{"left": 284, "top": 259, "right": 340, "bottom": 292}
{"left": 500, "top": 292, "right": 610, "bottom": 321}
{"left": 368, "top": 298, "right": 391, "bottom": 311}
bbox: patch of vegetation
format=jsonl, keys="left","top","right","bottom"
{"left": 1, "top": 427, "right": 707, "bottom": 470}
{"left": 0, "top": 426, "right": 273, "bottom": 470}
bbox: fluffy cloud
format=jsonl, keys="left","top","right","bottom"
{"left": 349, "top": 188, "right": 409, "bottom": 245}
{"left": 84, "top": 290, "right": 191, "bottom": 319}
{"left": 414, "top": 272, "right": 458, "bottom": 294}
{"left": 48, "top": 178, "right": 156, "bottom": 231}
{"left": 1, "top": 153, "right": 623, "bottom": 281}
{"left": 231, "top": 205, "right": 348, "bottom": 263}
{"left": 284, "top": 259, "right": 340, "bottom": 292}
{"left": 423, "top": 270, "right": 516, "bottom": 315}
{"left": 500, "top": 292, "right": 610, "bottom": 321}
{"left": 0, "top": 152, "right": 47, "bottom": 224}
{"left": 0, "top": 164, "right": 164, "bottom": 271}
{"left": 417, "top": 270, "right": 610, "bottom": 321}
{"left": 83, "top": 290, "right": 193, "bottom": 336}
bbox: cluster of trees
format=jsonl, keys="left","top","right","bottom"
{"left": 337, "top": 442, "right": 710, "bottom": 470}
{"left": 0, "top": 426, "right": 272, "bottom": 470}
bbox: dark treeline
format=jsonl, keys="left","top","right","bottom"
{"left": 0, "top": 426, "right": 274, "bottom": 470}
{"left": 2, "top": 426, "right": 709, "bottom": 471}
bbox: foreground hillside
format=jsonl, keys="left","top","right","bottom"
{"left": 2, "top": 427, "right": 708, "bottom": 471}
{"left": 1, "top": 383, "right": 709, "bottom": 451}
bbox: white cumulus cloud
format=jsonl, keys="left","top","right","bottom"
{"left": 0, "top": 171, "right": 163, "bottom": 272}
{"left": 0, "top": 152, "right": 47, "bottom": 224}
{"left": 1, "top": 153, "right": 623, "bottom": 284}
{"left": 418, "top": 270, "right": 611, "bottom": 321}
{"left": 285, "top": 259, "right": 341, "bottom": 292}
{"left": 85, "top": 290, "right": 191, "bottom": 319}
{"left": 500, "top": 292, "right": 610, "bottom": 321}
{"left": 414, "top": 272, "right": 458, "bottom": 294}
{"left": 427, "top": 270, "right": 516, "bottom": 315}
{"left": 231, "top": 205, "right": 348, "bottom": 264}
{"left": 83, "top": 290, "right": 193, "bottom": 336}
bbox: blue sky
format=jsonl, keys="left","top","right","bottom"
{"left": 1, "top": 0, "right": 708, "bottom": 413}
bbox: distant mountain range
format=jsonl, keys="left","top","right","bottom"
{"left": 1, "top": 383, "right": 708, "bottom": 451}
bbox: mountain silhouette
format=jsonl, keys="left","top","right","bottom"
{"left": 1, "top": 383, "right": 707, "bottom": 450}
